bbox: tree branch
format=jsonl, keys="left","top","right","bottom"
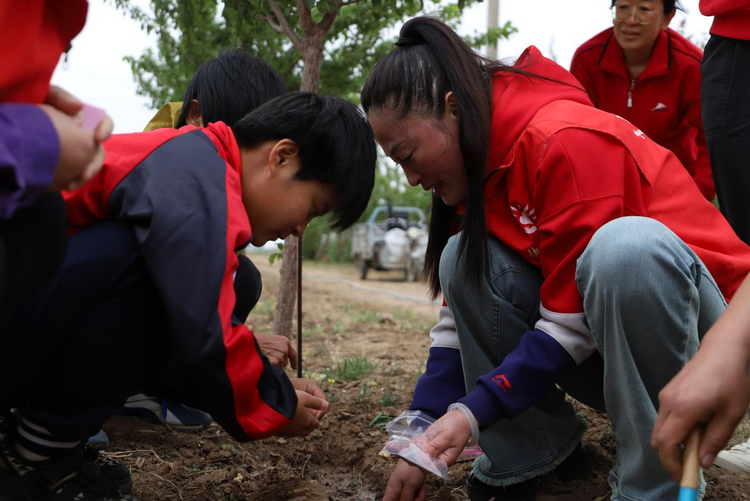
{"left": 263, "top": 15, "right": 284, "bottom": 34}
{"left": 296, "top": 0, "right": 316, "bottom": 36}
{"left": 319, "top": 8, "right": 339, "bottom": 34}
{"left": 264, "top": 0, "right": 303, "bottom": 51}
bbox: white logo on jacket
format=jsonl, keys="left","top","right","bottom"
{"left": 651, "top": 102, "right": 667, "bottom": 112}
{"left": 511, "top": 204, "right": 537, "bottom": 234}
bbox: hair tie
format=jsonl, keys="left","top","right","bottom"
{"left": 395, "top": 36, "right": 422, "bottom": 48}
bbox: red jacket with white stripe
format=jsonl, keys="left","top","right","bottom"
{"left": 485, "top": 46, "right": 750, "bottom": 362}
{"left": 570, "top": 28, "right": 714, "bottom": 200}
{"left": 64, "top": 123, "right": 296, "bottom": 440}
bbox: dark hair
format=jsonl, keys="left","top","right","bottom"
{"left": 362, "top": 17, "right": 523, "bottom": 298}
{"left": 178, "top": 48, "right": 286, "bottom": 128}
{"left": 610, "top": 0, "right": 684, "bottom": 15}
{"left": 233, "top": 92, "right": 376, "bottom": 230}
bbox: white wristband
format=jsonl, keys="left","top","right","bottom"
{"left": 447, "top": 402, "right": 480, "bottom": 447}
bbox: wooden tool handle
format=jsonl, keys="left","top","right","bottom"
{"left": 680, "top": 428, "right": 702, "bottom": 490}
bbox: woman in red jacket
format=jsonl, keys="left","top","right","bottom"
{"left": 362, "top": 16, "right": 750, "bottom": 501}
{"left": 570, "top": 1, "right": 714, "bottom": 201}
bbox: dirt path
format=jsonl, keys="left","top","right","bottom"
{"left": 102, "top": 255, "right": 750, "bottom": 500}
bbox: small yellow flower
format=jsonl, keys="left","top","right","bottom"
{"left": 327, "top": 378, "right": 336, "bottom": 383}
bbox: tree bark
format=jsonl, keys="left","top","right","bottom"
{"left": 270, "top": 1, "right": 340, "bottom": 338}
{"left": 273, "top": 235, "right": 298, "bottom": 338}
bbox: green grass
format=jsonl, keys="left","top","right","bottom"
{"left": 368, "top": 410, "right": 395, "bottom": 430}
{"left": 378, "top": 383, "right": 402, "bottom": 407}
{"left": 326, "top": 356, "right": 378, "bottom": 381}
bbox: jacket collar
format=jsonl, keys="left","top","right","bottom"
{"left": 597, "top": 27, "right": 672, "bottom": 80}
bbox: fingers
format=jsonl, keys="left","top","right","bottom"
{"left": 46, "top": 85, "right": 83, "bottom": 116}
{"left": 288, "top": 343, "right": 298, "bottom": 370}
{"left": 701, "top": 413, "right": 742, "bottom": 468}
{"left": 383, "top": 460, "right": 425, "bottom": 501}
{"left": 297, "top": 390, "right": 329, "bottom": 413}
{"left": 95, "top": 115, "right": 114, "bottom": 143}
{"left": 651, "top": 408, "right": 692, "bottom": 481}
{"left": 416, "top": 484, "right": 426, "bottom": 501}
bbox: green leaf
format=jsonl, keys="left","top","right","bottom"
{"left": 277, "top": 242, "right": 284, "bottom": 251}
{"left": 269, "top": 252, "right": 283, "bottom": 264}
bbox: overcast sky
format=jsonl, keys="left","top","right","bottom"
{"left": 51, "top": 0, "right": 712, "bottom": 134}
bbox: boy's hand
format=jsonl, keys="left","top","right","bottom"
{"left": 256, "top": 332, "right": 298, "bottom": 369}
{"left": 383, "top": 459, "right": 427, "bottom": 501}
{"left": 276, "top": 390, "right": 327, "bottom": 438}
{"left": 291, "top": 378, "right": 329, "bottom": 420}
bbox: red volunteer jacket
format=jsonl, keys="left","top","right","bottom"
{"left": 64, "top": 123, "right": 296, "bottom": 440}
{"left": 0, "top": 1, "right": 88, "bottom": 103}
{"left": 700, "top": 0, "right": 750, "bottom": 40}
{"left": 570, "top": 28, "right": 714, "bottom": 200}
{"left": 410, "top": 46, "right": 750, "bottom": 429}
{"left": 486, "top": 46, "right": 750, "bottom": 363}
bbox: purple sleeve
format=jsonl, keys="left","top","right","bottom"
{"left": 460, "top": 329, "right": 576, "bottom": 429}
{"left": 409, "top": 346, "right": 467, "bottom": 419}
{"left": 0, "top": 104, "right": 60, "bottom": 219}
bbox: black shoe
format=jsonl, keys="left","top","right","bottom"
{"left": 554, "top": 442, "right": 585, "bottom": 482}
{"left": 0, "top": 436, "right": 135, "bottom": 500}
{"left": 466, "top": 443, "right": 584, "bottom": 501}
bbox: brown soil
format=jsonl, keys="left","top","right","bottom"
{"left": 101, "top": 256, "right": 750, "bottom": 500}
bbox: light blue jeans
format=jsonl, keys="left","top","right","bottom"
{"left": 439, "top": 217, "right": 726, "bottom": 500}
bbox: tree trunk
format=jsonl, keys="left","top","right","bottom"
{"left": 272, "top": 41, "right": 326, "bottom": 338}
{"left": 273, "top": 235, "right": 298, "bottom": 338}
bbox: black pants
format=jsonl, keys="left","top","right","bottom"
{"left": 702, "top": 35, "right": 750, "bottom": 245}
{"left": 0, "top": 221, "right": 262, "bottom": 442}
{"left": 0, "top": 193, "right": 68, "bottom": 319}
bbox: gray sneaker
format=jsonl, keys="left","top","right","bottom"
{"left": 715, "top": 439, "right": 750, "bottom": 473}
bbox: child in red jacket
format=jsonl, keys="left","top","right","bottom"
{"left": 570, "top": 0, "right": 714, "bottom": 201}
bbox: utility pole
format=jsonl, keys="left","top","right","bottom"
{"left": 487, "top": 0, "right": 499, "bottom": 59}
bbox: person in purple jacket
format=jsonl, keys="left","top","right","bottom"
{"left": 0, "top": 91, "right": 113, "bottom": 320}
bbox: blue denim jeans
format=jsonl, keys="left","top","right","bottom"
{"left": 440, "top": 217, "right": 726, "bottom": 500}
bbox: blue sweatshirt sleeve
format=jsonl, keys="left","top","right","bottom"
{"left": 0, "top": 104, "right": 59, "bottom": 218}
{"left": 459, "top": 329, "right": 576, "bottom": 429}
{"left": 409, "top": 346, "right": 467, "bottom": 419}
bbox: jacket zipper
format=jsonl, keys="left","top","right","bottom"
{"left": 627, "top": 79, "right": 635, "bottom": 108}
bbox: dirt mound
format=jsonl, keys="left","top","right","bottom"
{"left": 100, "top": 257, "right": 750, "bottom": 500}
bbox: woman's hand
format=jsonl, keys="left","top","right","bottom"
{"left": 418, "top": 409, "right": 472, "bottom": 466}
{"left": 383, "top": 459, "right": 427, "bottom": 501}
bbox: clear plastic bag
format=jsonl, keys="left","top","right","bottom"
{"left": 380, "top": 411, "right": 449, "bottom": 480}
